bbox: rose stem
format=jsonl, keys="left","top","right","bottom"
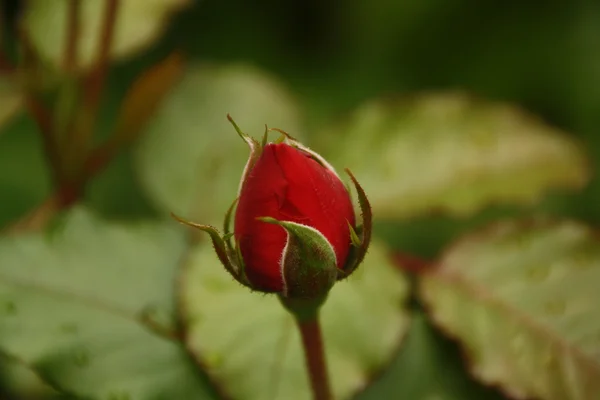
{"left": 295, "top": 314, "right": 332, "bottom": 400}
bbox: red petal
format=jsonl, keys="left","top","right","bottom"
{"left": 272, "top": 145, "right": 355, "bottom": 268}
{"left": 234, "top": 143, "right": 356, "bottom": 292}
{"left": 235, "top": 145, "right": 288, "bottom": 291}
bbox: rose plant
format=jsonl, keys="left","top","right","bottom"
{"left": 172, "top": 115, "right": 372, "bottom": 400}
{"left": 173, "top": 115, "right": 372, "bottom": 300}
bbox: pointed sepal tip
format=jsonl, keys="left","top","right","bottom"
{"left": 171, "top": 212, "right": 249, "bottom": 287}
{"left": 338, "top": 168, "right": 372, "bottom": 280}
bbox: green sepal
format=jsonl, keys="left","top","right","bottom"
{"left": 348, "top": 221, "right": 361, "bottom": 247}
{"left": 269, "top": 127, "right": 299, "bottom": 142}
{"left": 223, "top": 197, "right": 238, "bottom": 249}
{"left": 233, "top": 238, "right": 248, "bottom": 283}
{"left": 171, "top": 213, "right": 249, "bottom": 287}
{"left": 338, "top": 168, "right": 373, "bottom": 280}
{"left": 228, "top": 114, "right": 263, "bottom": 194}
{"left": 258, "top": 217, "right": 338, "bottom": 299}
{"left": 261, "top": 124, "right": 269, "bottom": 147}
{"left": 277, "top": 293, "right": 328, "bottom": 322}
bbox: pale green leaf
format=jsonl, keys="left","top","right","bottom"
{"left": 420, "top": 219, "right": 600, "bottom": 400}
{"left": 180, "top": 240, "right": 410, "bottom": 400}
{"left": 134, "top": 63, "right": 304, "bottom": 225}
{"left": 0, "top": 207, "right": 216, "bottom": 399}
{"left": 0, "top": 356, "right": 59, "bottom": 399}
{"left": 21, "top": 0, "right": 190, "bottom": 70}
{"left": 315, "top": 92, "right": 589, "bottom": 219}
{"left": 357, "top": 311, "right": 507, "bottom": 400}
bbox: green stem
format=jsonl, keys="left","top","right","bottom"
{"left": 296, "top": 315, "right": 332, "bottom": 400}
{"left": 279, "top": 295, "right": 332, "bottom": 400}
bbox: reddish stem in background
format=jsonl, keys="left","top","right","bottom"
{"left": 64, "top": 0, "right": 81, "bottom": 72}
{"left": 17, "top": 26, "right": 69, "bottom": 186}
{"left": 76, "top": 0, "right": 119, "bottom": 152}
{"left": 296, "top": 317, "right": 332, "bottom": 400}
{"left": 83, "top": 0, "right": 118, "bottom": 118}
{"left": 4, "top": 1, "right": 120, "bottom": 234}
{"left": 392, "top": 251, "right": 433, "bottom": 274}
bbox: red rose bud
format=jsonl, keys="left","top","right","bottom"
{"left": 235, "top": 141, "right": 355, "bottom": 296}
{"left": 171, "top": 115, "right": 372, "bottom": 299}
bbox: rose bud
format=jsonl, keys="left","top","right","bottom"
{"left": 172, "top": 115, "right": 372, "bottom": 299}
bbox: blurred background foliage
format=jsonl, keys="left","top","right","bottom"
{"left": 0, "top": 0, "right": 599, "bottom": 399}
{"left": 3, "top": 0, "right": 600, "bottom": 230}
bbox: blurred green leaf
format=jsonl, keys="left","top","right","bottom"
{"left": 357, "top": 311, "right": 507, "bottom": 400}
{"left": 420, "top": 218, "right": 600, "bottom": 400}
{"left": 85, "top": 53, "right": 184, "bottom": 220}
{"left": 85, "top": 149, "right": 158, "bottom": 220}
{"left": 110, "top": 52, "right": 184, "bottom": 145}
{"left": 0, "top": 207, "right": 216, "bottom": 399}
{"left": 375, "top": 204, "right": 532, "bottom": 259}
{"left": 0, "top": 77, "right": 21, "bottom": 128}
{"left": 0, "top": 114, "right": 51, "bottom": 229}
{"left": 20, "top": 0, "right": 190, "bottom": 70}
{"left": 0, "top": 355, "right": 60, "bottom": 399}
{"left": 315, "top": 92, "right": 589, "bottom": 220}
{"left": 180, "top": 240, "right": 410, "bottom": 400}
{"left": 134, "top": 63, "right": 304, "bottom": 225}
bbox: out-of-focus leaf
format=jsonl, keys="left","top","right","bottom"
{"left": 180, "top": 240, "right": 409, "bottom": 400}
{"left": 0, "top": 208, "right": 217, "bottom": 399}
{"left": 85, "top": 149, "right": 158, "bottom": 219}
{"left": 20, "top": 0, "right": 190, "bottom": 70}
{"left": 375, "top": 205, "right": 527, "bottom": 260}
{"left": 0, "top": 77, "right": 21, "bottom": 129}
{"left": 134, "top": 63, "right": 304, "bottom": 225}
{"left": 357, "top": 311, "right": 507, "bottom": 400}
{"left": 111, "top": 52, "right": 184, "bottom": 144}
{"left": 83, "top": 53, "right": 185, "bottom": 219}
{"left": 315, "top": 92, "right": 589, "bottom": 220}
{"left": 420, "top": 218, "right": 600, "bottom": 400}
{"left": 0, "top": 114, "right": 51, "bottom": 229}
{"left": 0, "top": 355, "right": 59, "bottom": 399}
